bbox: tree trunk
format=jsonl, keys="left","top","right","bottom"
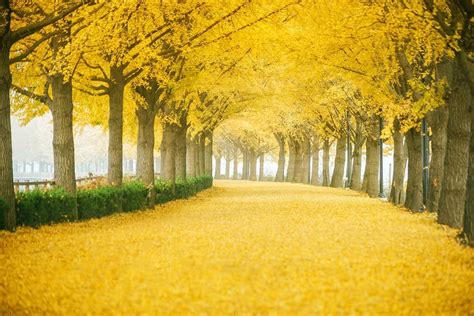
{"left": 425, "top": 107, "right": 448, "bottom": 212}
{"left": 175, "top": 116, "right": 187, "bottom": 181}
{"left": 404, "top": 128, "right": 423, "bottom": 211}
{"left": 350, "top": 121, "right": 364, "bottom": 191}
{"left": 198, "top": 133, "right": 205, "bottom": 177}
{"left": 259, "top": 154, "right": 265, "bottom": 181}
{"left": 463, "top": 103, "right": 474, "bottom": 246}
{"left": 204, "top": 131, "right": 213, "bottom": 176}
{"left": 286, "top": 139, "right": 296, "bottom": 182}
{"left": 274, "top": 133, "right": 286, "bottom": 182}
{"left": 438, "top": 54, "right": 472, "bottom": 228}
{"left": 233, "top": 148, "right": 239, "bottom": 180}
{"left": 51, "top": 74, "right": 77, "bottom": 198}
{"left": 389, "top": 119, "right": 407, "bottom": 204}
{"left": 364, "top": 116, "right": 380, "bottom": 198}
{"left": 322, "top": 139, "right": 330, "bottom": 186}
{"left": 300, "top": 137, "right": 311, "bottom": 184}
{"left": 241, "top": 148, "right": 249, "bottom": 180}
{"left": 137, "top": 106, "right": 156, "bottom": 206}
{"left": 330, "top": 136, "right": 346, "bottom": 188}
{"left": 186, "top": 135, "right": 197, "bottom": 178}
{"left": 311, "top": 135, "right": 320, "bottom": 186}
{"left": 160, "top": 122, "right": 176, "bottom": 183}
{"left": 293, "top": 140, "right": 303, "bottom": 183}
{"left": 225, "top": 157, "right": 231, "bottom": 179}
{"left": 107, "top": 65, "right": 125, "bottom": 186}
{"left": 215, "top": 156, "right": 222, "bottom": 179}
{"left": 249, "top": 149, "right": 257, "bottom": 181}
{"left": 0, "top": 30, "right": 15, "bottom": 230}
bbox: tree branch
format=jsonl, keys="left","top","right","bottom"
{"left": 11, "top": 1, "right": 85, "bottom": 43}
{"left": 11, "top": 84, "right": 52, "bottom": 107}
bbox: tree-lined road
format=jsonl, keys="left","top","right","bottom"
{"left": 2, "top": 180, "right": 473, "bottom": 315}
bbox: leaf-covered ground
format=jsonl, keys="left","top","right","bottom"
{"left": 1, "top": 180, "right": 473, "bottom": 315}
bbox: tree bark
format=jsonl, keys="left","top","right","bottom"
{"left": 107, "top": 65, "right": 125, "bottom": 186}
{"left": 364, "top": 116, "right": 380, "bottom": 198}
{"left": 51, "top": 73, "right": 77, "bottom": 197}
{"left": 160, "top": 122, "right": 176, "bottom": 183}
{"left": 136, "top": 106, "right": 157, "bottom": 185}
{"left": 249, "top": 149, "right": 257, "bottom": 181}
{"left": 204, "top": 131, "right": 213, "bottom": 176}
{"left": 425, "top": 107, "right": 448, "bottom": 212}
{"left": 404, "top": 128, "right": 423, "bottom": 211}
{"left": 350, "top": 121, "right": 364, "bottom": 191}
{"left": 225, "top": 156, "right": 231, "bottom": 179}
{"left": 389, "top": 119, "right": 407, "bottom": 204}
{"left": 175, "top": 115, "right": 187, "bottom": 181}
{"left": 330, "top": 136, "right": 346, "bottom": 188}
{"left": 463, "top": 104, "right": 474, "bottom": 246}
{"left": 259, "top": 154, "right": 265, "bottom": 181}
{"left": 274, "top": 133, "right": 286, "bottom": 182}
{"left": 300, "top": 137, "right": 311, "bottom": 184}
{"left": 311, "top": 135, "right": 320, "bottom": 186}
{"left": 242, "top": 148, "right": 249, "bottom": 180}
{"left": 215, "top": 155, "right": 222, "bottom": 179}
{"left": 438, "top": 54, "right": 472, "bottom": 228}
{"left": 293, "top": 140, "right": 303, "bottom": 183}
{"left": 322, "top": 139, "right": 330, "bottom": 186}
{"left": 198, "top": 133, "right": 205, "bottom": 177}
{"left": 286, "top": 139, "right": 296, "bottom": 182}
{"left": 186, "top": 135, "right": 197, "bottom": 178}
{"left": 232, "top": 148, "right": 239, "bottom": 180}
{"left": 0, "top": 22, "right": 15, "bottom": 230}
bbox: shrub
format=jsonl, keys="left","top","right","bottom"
{"left": 155, "top": 180, "right": 175, "bottom": 204}
{"left": 13, "top": 176, "right": 213, "bottom": 228}
{"left": 16, "top": 189, "right": 76, "bottom": 228}
{"left": 0, "top": 197, "right": 9, "bottom": 228}
{"left": 121, "top": 181, "right": 148, "bottom": 212}
{"left": 77, "top": 186, "right": 122, "bottom": 220}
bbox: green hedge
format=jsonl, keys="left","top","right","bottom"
{"left": 16, "top": 189, "right": 76, "bottom": 228}
{"left": 15, "top": 176, "right": 212, "bottom": 228}
{"left": 0, "top": 197, "right": 9, "bottom": 229}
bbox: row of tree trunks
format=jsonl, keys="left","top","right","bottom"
{"left": 389, "top": 119, "right": 407, "bottom": 205}
{"left": 275, "top": 133, "right": 286, "bottom": 182}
